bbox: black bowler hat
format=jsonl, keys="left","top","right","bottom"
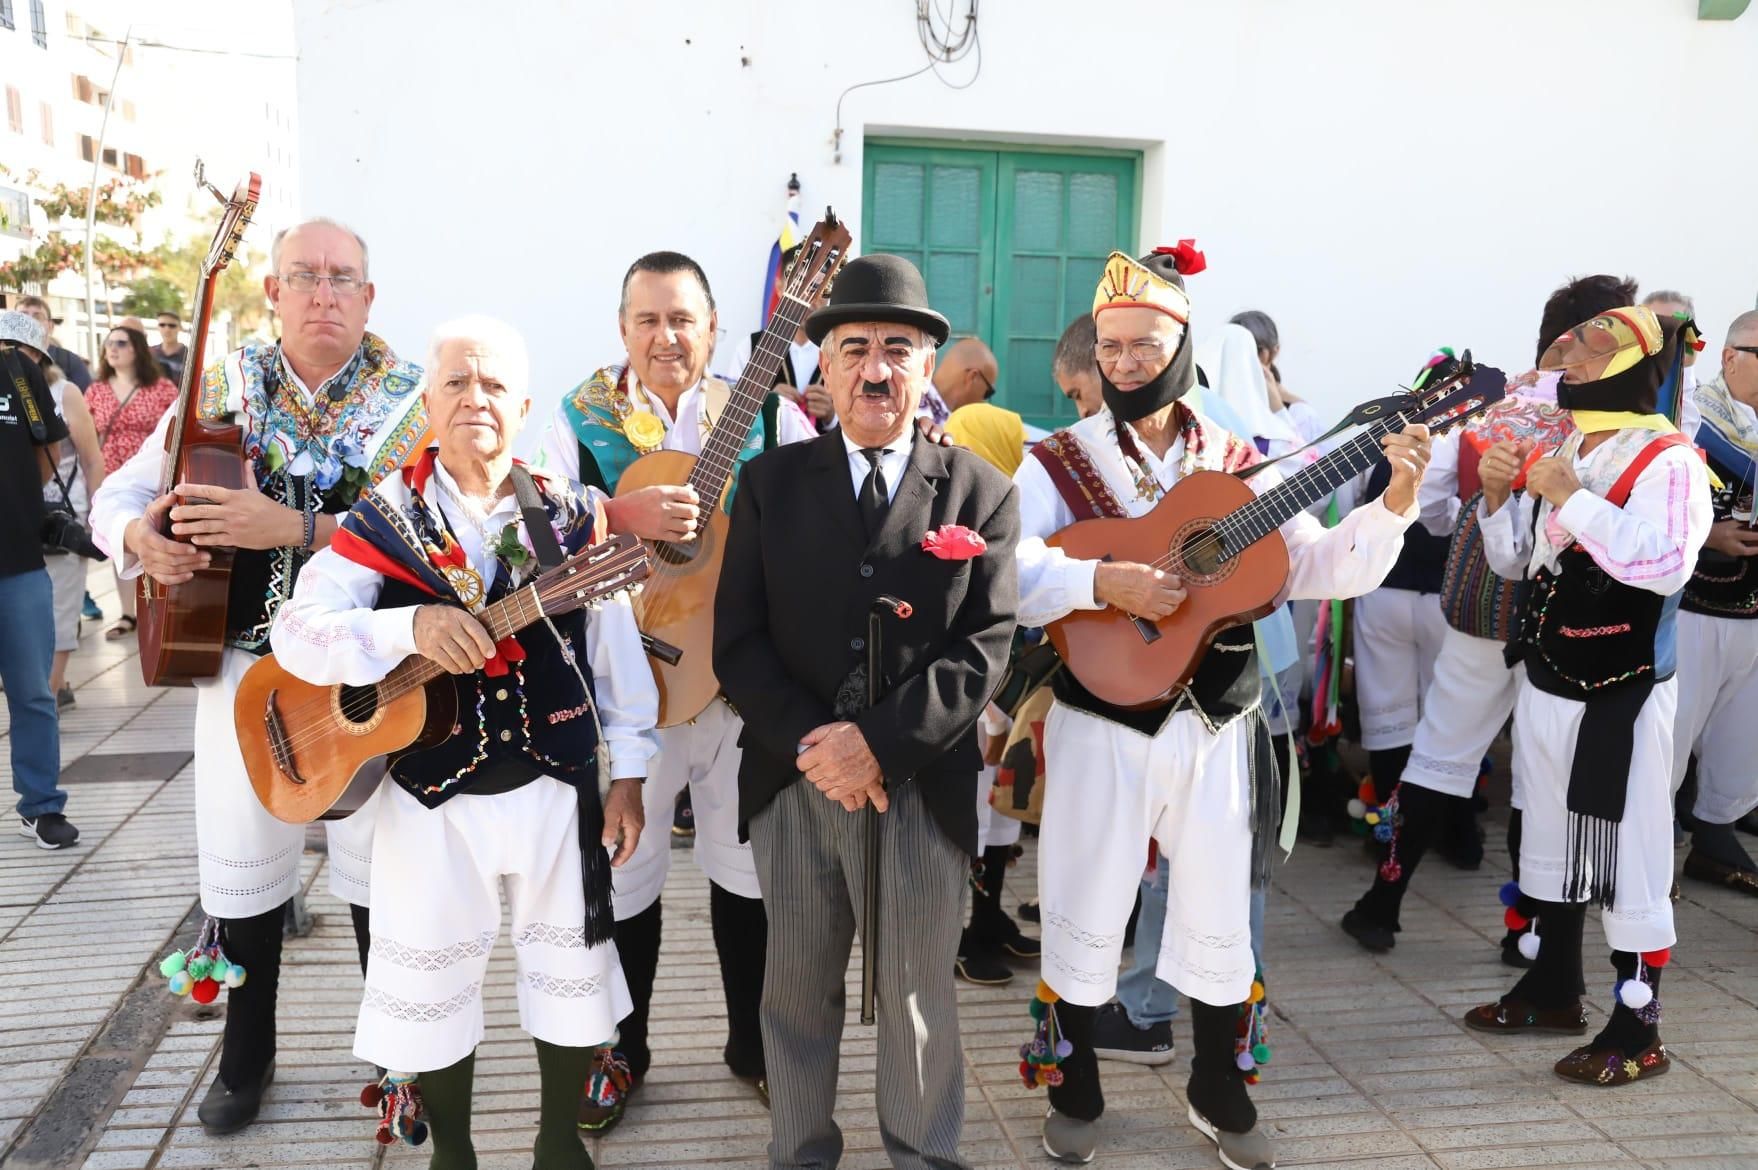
{"left": 805, "top": 254, "right": 951, "bottom": 347}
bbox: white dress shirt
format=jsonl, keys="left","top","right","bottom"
{"left": 269, "top": 459, "right": 660, "bottom": 780}
{"left": 841, "top": 431, "right": 910, "bottom": 505}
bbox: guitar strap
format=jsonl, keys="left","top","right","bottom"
{"left": 1235, "top": 393, "right": 1409, "bottom": 479}
{"left": 1030, "top": 431, "right": 1130, "bottom": 520}
{"left": 510, "top": 466, "right": 565, "bottom": 571}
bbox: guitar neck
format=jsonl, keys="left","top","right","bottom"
{"left": 375, "top": 586, "right": 540, "bottom": 701}
{"left": 156, "top": 267, "right": 222, "bottom": 497}
{"left": 684, "top": 293, "right": 815, "bottom": 499}
{"left": 1218, "top": 415, "right": 1406, "bottom": 556}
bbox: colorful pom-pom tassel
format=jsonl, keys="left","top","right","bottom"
{"left": 159, "top": 950, "right": 187, "bottom": 977}
{"left": 224, "top": 965, "right": 246, "bottom": 989}
{"left": 367, "top": 1071, "right": 426, "bottom": 1148}
{"left": 1498, "top": 881, "right": 1521, "bottom": 908}
{"left": 167, "top": 970, "right": 193, "bottom": 997}
{"left": 1346, "top": 798, "right": 1366, "bottom": 820}
{"left": 1640, "top": 948, "right": 1670, "bottom": 969}
{"left": 1503, "top": 907, "right": 1529, "bottom": 931}
{"left": 1252, "top": 1042, "right": 1272, "bottom": 1065}
{"left": 1616, "top": 978, "right": 1653, "bottom": 1011}
{"left": 1517, "top": 931, "right": 1541, "bottom": 962}
{"left": 1235, "top": 1050, "right": 1256, "bottom": 1072}
{"left": 190, "top": 977, "right": 220, "bottom": 1005}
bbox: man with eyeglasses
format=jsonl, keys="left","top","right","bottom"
{"left": 540, "top": 250, "right": 818, "bottom": 1132}
{"left": 1011, "top": 247, "right": 1429, "bottom": 1169}
{"left": 89, "top": 217, "right": 428, "bottom": 1135}
{"left": 1671, "top": 309, "right": 1758, "bottom": 897}
{"left": 152, "top": 311, "right": 188, "bottom": 387}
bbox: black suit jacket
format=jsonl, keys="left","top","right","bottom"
{"left": 714, "top": 430, "right": 1020, "bottom": 856}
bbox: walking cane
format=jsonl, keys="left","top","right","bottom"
{"left": 862, "top": 594, "right": 913, "bottom": 1025}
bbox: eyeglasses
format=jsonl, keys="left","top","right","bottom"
{"left": 1094, "top": 339, "right": 1172, "bottom": 365}
{"left": 104, "top": 338, "right": 132, "bottom": 349}
{"left": 157, "top": 321, "right": 178, "bottom": 329}
{"left": 1733, "top": 346, "right": 1758, "bottom": 357}
{"left": 974, "top": 370, "right": 997, "bottom": 401}
{"left": 278, "top": 270, "right": 367, "bottom": 297}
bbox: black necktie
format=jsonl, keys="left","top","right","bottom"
{"left": 859, "top": 448, "right": 890, "bottom": 537}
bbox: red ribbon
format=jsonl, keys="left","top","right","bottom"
{"left": 1152, "top": 239, "right": 1207, "bottom": 276}
{"left": 484, "top": 635, "right": 525, "bottom": 678}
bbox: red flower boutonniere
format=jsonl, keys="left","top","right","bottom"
{"left": 922, "top": 524, "right": 987, "bottom": 560}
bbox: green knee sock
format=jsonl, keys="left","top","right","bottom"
{"left": 418, "top": 1051, "right": 478, "bottom": 1170}
{"left": 534, "top": 1039, "right": 595, "bottom": 1170}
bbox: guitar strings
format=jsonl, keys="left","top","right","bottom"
{"left": 260, "top": 549, "right": 645, "bottom": 759}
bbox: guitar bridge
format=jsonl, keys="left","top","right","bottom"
{"left": 264, "top": 689, "right": 307, "bottom": 785}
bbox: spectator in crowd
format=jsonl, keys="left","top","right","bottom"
{"left": 1231, "top": 308, "right": 1324, "bottom": 443}
{"left": 86, "top": 326, "right": 179, "bottom": 641}
{"left": 15, "top": 295, "right": 93, "bottom": 390}
{"left": 153, "top": 311, "right": 189, "bottom": 387}
{"left": 36, "top": 343, "right": 106, "bottom": 708}
{"left": 0, "top": 335, "right": 79, "bottom": 849}
{"left": 1052, "top": 313, "right": 1103, "bottom": 419}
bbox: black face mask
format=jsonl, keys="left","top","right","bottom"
{"left": 1099, "top": 328, "right": 1196, "bottom": 422}
{"left": 1553, "top": 356, "right": 1664, "bottom": 415}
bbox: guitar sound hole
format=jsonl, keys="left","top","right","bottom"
{"left": 337, "top": 684, "right": 380, "bottom": 727}
{"left": 654, "top": 540, "right": 700, "bottom": 567}
{"left": 1177, "top": 523, "right": 1229, "bottom": 578}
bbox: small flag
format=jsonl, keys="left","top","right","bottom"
{"left": 760, "top": 173, "right": 803, "bottom": 328}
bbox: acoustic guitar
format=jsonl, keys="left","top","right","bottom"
{"left": 136, "top": 165, "right": 260, "bottom": 686}
{"left": 1046, "top": 360, "right": 1505, "bottom": 709}
{"left": 617, "top": 210, "right": 850, "bottom": 726}
{"left": 236, "top": 532, "right": 651, "bottom": 823}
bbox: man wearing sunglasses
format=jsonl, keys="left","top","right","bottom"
{"left": 930, "top": 336, "right": 1000, "bottom": 416}
{"left": 152, "top": 312, "right": 189, "bottom": 387}
{"left": 90, "top": 218, "right": 428, "bottom": 1135}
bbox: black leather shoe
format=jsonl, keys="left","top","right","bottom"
{"left": 197, "top": 1059, "right": 274, "bottom": 1134}
{"left": 1341, "top": 908, "right": 1394, "bottom": 953}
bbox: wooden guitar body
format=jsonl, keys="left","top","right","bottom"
{"left": 237, "top": 654, "right": 457, "bottom": 823}
{"left": 1045, "top": 470, "right": 1289, "bottom": 710}
{"left": 616, "top": 448, "right": 729, "bottom": 727}
{"left": 137, "top": 421, "right": 250, "bottom": 686}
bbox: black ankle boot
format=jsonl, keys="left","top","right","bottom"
{"left": 1186, "top": 999, "right": 1256, "bottom": 1135}
{"left": 203, "top": 903, "right": 287, "bottom": 1133}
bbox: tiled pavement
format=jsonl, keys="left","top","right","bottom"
{"left": 3, "top": 566, "right": 1757, "bottom": 1169}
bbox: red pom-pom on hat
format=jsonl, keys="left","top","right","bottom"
{"left": 1152, "top": 239, "right": 1207, "bottom": 276}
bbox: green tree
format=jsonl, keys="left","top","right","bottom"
{"left": 120, "top": 274, "right": 185, "bottom": 318}
{"left": 0, "top": 169, "right": 161, "bottom": 294}
{"left": 149, "top": 210, "right": 269, "bottom": 341}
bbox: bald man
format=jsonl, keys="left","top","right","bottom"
{"left": 932, "top": 337, "right": 1000, "bottom": 414}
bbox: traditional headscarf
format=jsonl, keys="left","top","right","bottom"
{"left": 945, "top": 402, "right": 1026, "bottom": 477}
{"left": 1195, "top": 323, "right": 1300, "bottom": 452}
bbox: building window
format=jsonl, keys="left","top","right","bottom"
{"left": 79, "top": 133, "right": 94, "bottom": 162}
{"left": 28, "top": 0, "right": 44, "bottom": 47}
{"left": 39, "top": 100, "right": 51, "bottom": 145}
{"left": 73, "top": 75, "right": 93, "bottom": 103}
{"left": 0, "top": 1, "right": 13, "bottom": 31}
{"left": 123, "top": 152, "right": 144, "bottom": 179}
{"left": 0, "top": 186, "right": 29, "bottom": 238}
{"left": 101, "top": 146, "right": 117, "bottom": 168}
{"left": 5, "top": 87, "right": 22, "bottom": 135}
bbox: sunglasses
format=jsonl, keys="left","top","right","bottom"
{"left": 1733, "top": 346, "right": 1758, "bottom": 358}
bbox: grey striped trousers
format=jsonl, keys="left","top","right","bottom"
{"left": 749, "top": 778, "right": 972, "bottom": 1170}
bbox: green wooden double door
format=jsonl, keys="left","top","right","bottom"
{"left": 862, "top": 141, "right": 1140, "bottom": 429}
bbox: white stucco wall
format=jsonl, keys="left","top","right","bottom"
{"left": 293, "top": 0, "right": 1758, "bottom": 442}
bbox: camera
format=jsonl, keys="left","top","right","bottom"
{"left": 42, "top": 506, "right": 107, "bottom": 561}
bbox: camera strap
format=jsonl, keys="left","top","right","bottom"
{"left": 9, "top": 359, "right": 49, "bottom": 444}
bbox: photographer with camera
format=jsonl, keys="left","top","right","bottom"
{"left": 37, "top": 353, "right": 107, "bottom": 707}
{"left": 0, "top": 312, "right": 81, "bottom": 849}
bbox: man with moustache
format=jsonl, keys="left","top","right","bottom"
{"left": 715, "top": 253, "right": 1018, "bottom": 1169}
{"left": 89, "top": 218, "right": 428, "bottom": 1133}
{"left": 1012, "top": 248, "right": 1430, "bottom": 1168}
{"left": 541, "top": 251, "right": 817, "bottom": 1129}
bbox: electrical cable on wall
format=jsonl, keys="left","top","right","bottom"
{"left": 832, "top": 1, "right": 982, "bottom": 162}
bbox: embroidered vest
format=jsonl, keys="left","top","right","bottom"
{"left": 1507, "top": 434, "right": 1687, "bottom": 699}
{"left": 562, "top": 365, "right": 781, "bottom": 506}
{"left": 201, "top": 337, "right": 426, "bottom": 652}
{"left": 374, "top": 571, "right": 601, "bottom": 808}
{"left": 1030, "top": 428, "right": 1261, "bottom": 737}
{"left": 1682, "top": 440, "right": 1758, "bottom": 619}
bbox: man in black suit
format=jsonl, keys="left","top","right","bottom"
{"left": 714, "top": 254, "right": 1019, "bottom": 1170}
